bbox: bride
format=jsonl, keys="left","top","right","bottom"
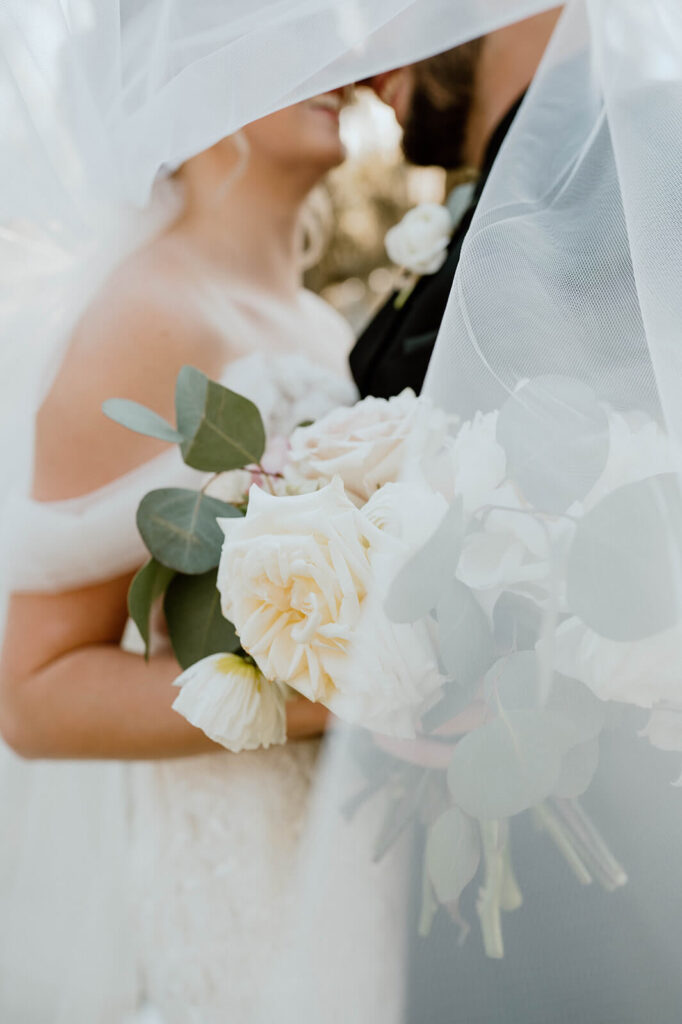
{"left": 0, "top": 91, "right": 357, "bottom": 1021}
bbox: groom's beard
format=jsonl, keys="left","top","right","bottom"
{"left": 401, "top": 45, "right": 480, "bottom": 169}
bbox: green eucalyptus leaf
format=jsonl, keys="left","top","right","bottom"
{"left": 137, "top": 487, "right": 240, "bottom": 575}
{"left": 127, "top": 558, "right": 176, "bottom": 659}
{"left": 418, "top": 855, "right": 439, "bottom": 938}
{"left": 384, "top": 499, "right": 463, "bottom": 624}
{"left": 447, "top": 710, "right": 570, "bottom": 820}
{"left": 486, "top": 651, "right": 605, "bottom": 746}
{"left": 493, "top": 591, "right": 543, "bottom": 652}
{"left": 436, "top": 577, "right": 494, "bottom": 687}
{"left": 175, "top": 366, "right": 266, "bottom": 472}
{"left": 496, "top": 376, "right": 610, "bottom": 513}
{"left": 426, "top": 806, "right": 481, "bottom": 904}
{"left": 566, "top": 473, "right": 682, "bottom": 641}
{"left": 422, "top": 679, "right": 478, "bottom": 733}
{"left": 102, "top": 398, "right": 185, "bottom": 444}
{"left": 553, "top": 737, "right": 600, "bottom": 799}
{"left": 164, "top": 569, "right": 240, "bottom": 670}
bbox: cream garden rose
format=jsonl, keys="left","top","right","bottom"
{"left": 385, "top": 203, "right": 454, "bottom": 275}
{"left": 217, "top": 478, "right": 444, "bottom": 735}
{"left": 218, "top": 479, "right": 379, "bottom": 706}
{"left": 172, "top": 652, "right": 287, "bottom": 753}
{"left": 285, "top": 389, "right": 453, "bottom": 503}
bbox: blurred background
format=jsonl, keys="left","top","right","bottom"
{"left": 303, "top": 89, "right": 449, "bottom": 333}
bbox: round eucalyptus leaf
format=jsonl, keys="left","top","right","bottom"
{"left": 385, "top": 499, "right": 463, "bottom": 623}
{"left": 127, "top": 558, "right": 175, "bottom": 657}
{"left": 546, "top": 675, "right": 605, "bottom": 743}
{"left": 567, "top": 473, "right": 682, "bottom": 641}
{"left": 493, "top": 591, "right": 543, "bottom": 652}
{"left": 436, "top": 578, "right": 494, "bottom": 687}
{"left": 102, "top": 398, "right": 184, "bottom": 444}
{"left": 447, "top": 710, "right": 569, "bottom": 820}
{"left": 137, "top": 487, "right": 240, "bottom": 574}
{"left": 484, "top": 651, "right": 540, "bottom": 709}
{"left": 164, "top": 569, "right": 240, "bottom": 670}
{"left": 426, "top": 807, "right": 481, "bottom": 904}
{"left": 176, "top": 366, "right": 266, "bottom": 472}
{"left": 496, "top": 376, "right": 609, "bottom": 512}
{"left": 486, "top": 652, "right": 605, "bottom": 746}
{"left": 553, "top": 737, "right": 600, "bottom": 799}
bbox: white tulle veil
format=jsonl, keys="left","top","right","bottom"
{"left": 1, "top": 0, "right": 681, "bottom": 1020}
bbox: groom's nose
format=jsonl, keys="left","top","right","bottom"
{"left": 358, "top": 69, "right": 413, "bottom": 126}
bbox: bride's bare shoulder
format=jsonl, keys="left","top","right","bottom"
{"left": 34, "top": 236, "right": 222, "bottom": 500}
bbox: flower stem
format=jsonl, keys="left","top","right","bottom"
{"left": 533, "top": 802, "right": 593, "bottom": 886}
{"left": 476, "top": 820, "right": 506, "bottom": 959}
{"left": 551, "top": 797, "right": 628, "bottom": 891}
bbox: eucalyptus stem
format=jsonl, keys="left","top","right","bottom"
{"left": 533, "top": 802, "right": 593, "bottom": 886}
{"left": 256, "top": 464, "right": 276, "bottom": 495}
{"left": 476, "top": 820, "right": 506, "bottom": 959}
{"left": 551, "top": 797, "right": 628, "bottom": 891}
{"left": 500, "top": 837, "right": 524, "bottom": 912}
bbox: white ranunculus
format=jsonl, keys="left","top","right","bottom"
{"left": 385, "top": 203, "right": 454, "bottom": 275}
{"left": 172, "top": 652, "right": 288, "bottom": 753}
{"left": 285, "top": 389, "right": 454, "bottom": 503}
{"left": 217, "top": 478, "right": 443, "bottom": 735}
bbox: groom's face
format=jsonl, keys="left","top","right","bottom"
{"left": 367, "top": 41, "right": 483, "bottom": 168}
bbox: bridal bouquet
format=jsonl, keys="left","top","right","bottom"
{"left": 104, "top": 368, "right": 453, "bottom": 751}
{"left": 105, "top": 369, "right": 682, "bottom": 957}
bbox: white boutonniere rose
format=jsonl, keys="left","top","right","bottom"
{"left": 385, "top": 202, "right": 454, "bottom": 276}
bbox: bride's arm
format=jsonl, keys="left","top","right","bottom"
{"left": 0, "top": 262, "right": 328, "bottom": 759}
{"left": 0, "top": 580, "right": 327, "bottom": 760}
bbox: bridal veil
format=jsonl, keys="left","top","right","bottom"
{"left": 1, "top": 1, "right": 681, "bottom": 1020}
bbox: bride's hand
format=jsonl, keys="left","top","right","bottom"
{"left": 286, "top": 696, "right": 330, "bottom": 741}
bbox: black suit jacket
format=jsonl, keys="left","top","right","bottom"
{"left": 350, "top": 99, "right": 522, "bottom": 400}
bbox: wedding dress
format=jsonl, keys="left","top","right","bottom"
{"left": 1, "top": 317, "right": 407, "bottom": 1022}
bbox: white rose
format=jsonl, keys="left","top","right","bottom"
{"left": 172, "top": 652, "right": 287, "bottom": 752}
{"left": 432, "top": 410, "right": 507, "bottom": 515}
{"left": 218, "top": 479, "right": 379, "bottom": 705}
{"left": 285, "top": 389, "right": 454, "bottom": 504}
{"left": 575, "top": 411, "right": 682, "bottom": 514}
{"left": 385, "top": 203, "right": 454, "bottom": 275}
{"left": 640, "top": 708, "right": 682, "bottom": 754}
{"left": 546, "top": 616, "right": 682, "bottom": 710}
{"left": 217, "top": 478, "right": 443, "bottom": 735}
{"left": 332, "top": 483, "right": 446, "bottom": 735}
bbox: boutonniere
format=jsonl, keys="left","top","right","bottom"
{"left": 385, "top": 203, "right": 454, "bottom": 309}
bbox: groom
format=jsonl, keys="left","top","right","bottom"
{"left": 350, "top": 10, "right": 561, "bottom": 399}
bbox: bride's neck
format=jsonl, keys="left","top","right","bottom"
{"left": 173, "top": 144, "right": 316, "bottom": 299}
